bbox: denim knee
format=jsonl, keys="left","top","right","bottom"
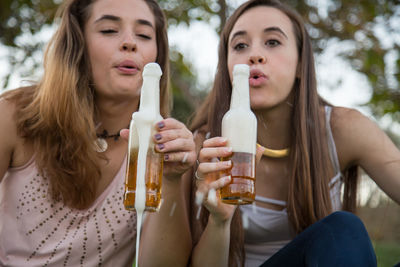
{"left": 323, "top": 211, "right": 366, "bottom": 233}
{"left": 312, "top": 211, "right": 377, "bottom": 266}
{"left": 261, "top": 211, "right": 377, "bottom": 267}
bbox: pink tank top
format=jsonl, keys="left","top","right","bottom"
{"left": 0, "top": 156, "right": 136, "bottom": 267}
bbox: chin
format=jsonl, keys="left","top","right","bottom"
{"left": 250, "top": 103, "right": 269, "bottom": 110}
{"left": 250, "top": 97, "right": 268, "bottom": 108}
{"left": 251, "top": 97, "right": 281, "bottom": 110}
{"left": 115, "top": 80, "right": 140, "bottom": 92}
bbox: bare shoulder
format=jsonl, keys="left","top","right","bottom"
{"left": 330, "top": 106, "right": 372, "bottom": 133}
{"left": 330, "top": 106, "right": 398, "bottom": 169}
{"left": 0, "top": 93, "right": 34, "bottom": 166}
{"left": 330, "top": 107, "right": 400, "bottom": 203}
{"left": 0, "top": 97, "right": 18, "bottom": 145}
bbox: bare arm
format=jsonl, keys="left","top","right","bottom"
{"left": 190, "top": 209, "right": 232, "bottom": 267}
{"left": 139, "top": 175, "right": 192, "bottom": 267}
{"left": 333, "top": 107, "right": 400, "bottom": 204}
{"left": 190, "top": 179, "right": 234, "bottom": 267}
{"left": 0, "top": 98, "right": 18, "bottom": 183}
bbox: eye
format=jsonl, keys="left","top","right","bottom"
{"left": 233, "top": 43, "right": 248, "bottom": 51}
{"left": 266, "top": 39, "right": 281, "bottom": 47}
{"left": 100, "top": 29, "right": 117, "bottom": 34}
{"left": 137, "top": 34, "right": 152, "bottom": 40}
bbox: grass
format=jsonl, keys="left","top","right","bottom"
{"left": 374, "top": 241, "right": 400, "bottom": 267}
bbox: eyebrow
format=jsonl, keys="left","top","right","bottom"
{"left": 94, "top": 14, "right": 120, "bottom": 23}
{"left": 230, "top": 26, "right": 288, "bottom": 42}
{"left": 94, "top": 15, "right": 154, "bottom": 28}
{"left": 264, "top": 26, "right": 288, "bottom": 39}
{"left": 136, "top": 19, "right": 154, "bottom": 28}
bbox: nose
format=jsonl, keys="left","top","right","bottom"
{"left": 120, "top": 34, "right": 137, "bottom": 52}
{"left": 249, "top": 54, "right": 266, "bottom": 64}
{"left": 121, "top": 41, "right": 136, "bottom": 52}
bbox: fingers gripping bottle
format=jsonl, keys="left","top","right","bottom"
{"left": 220, "top": 64, "right": 257, "bottom": 205}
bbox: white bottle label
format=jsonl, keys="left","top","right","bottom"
{"left": 221, "top": 64, "right": 257, "bottom": 155}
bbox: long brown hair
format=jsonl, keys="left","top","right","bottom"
{"left": 2, "top": 0, "right": 170, "bottom": 210}
{"left": 190, "top": 0, "right": 358, "bottom": 265}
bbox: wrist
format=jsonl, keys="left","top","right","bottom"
{"left": 162, "top": 174, "right": 182, "bottom": 187}
{"left": 160, "top": 176, "right": 184, "bottom": 201}
{"left": 208, "top": 213, "right": 233, "bottom": 229}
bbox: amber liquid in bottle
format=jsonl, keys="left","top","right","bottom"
{"left": 124, "top": 148, "right": 163, "bottom": 212}
{"left": 220, "top": 152, "right": 255, "bottom": 204}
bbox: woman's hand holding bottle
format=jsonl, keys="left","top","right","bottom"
{"left": 195, "top": 137, "right": 265, "bottom": 226}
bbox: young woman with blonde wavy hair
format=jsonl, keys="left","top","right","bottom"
{"left": 187, "top": 0, "right": 400, "bottom": 266}
{"left": 0, "top": 0, "right": 195, "bottom": 266}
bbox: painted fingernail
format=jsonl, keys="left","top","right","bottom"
{"left": 154, "top": 133, "right": 162, "bottom": 140}
{"left": 157, "top": 121, "right": 165, "bottom": 129}
{"left": 157, "top": 144, "right": 165, "bottom": 150}
{"left": 195, "top": 191, "right": 204, "bottom": 206}
{"left": 164, "top": 154, "right": 169, "bottom": 161}
{"left": 225, "top": 176, "right": 231, "bottom": 183}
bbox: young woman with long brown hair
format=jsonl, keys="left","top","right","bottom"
{"left": 187, "top": 0, "right": 400, "bottom": 266}
{"left": 0, "top": 0, "right": 194, "bottom": 266}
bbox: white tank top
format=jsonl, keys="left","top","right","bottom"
{"left": 240, "top": 106, "right": 343, "bottom": 266}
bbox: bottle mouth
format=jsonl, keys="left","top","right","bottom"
{"left": 143, "top": 62, "right": 162, "bottom": 77}
{"left": 233, "top": 64, "right": 250, "bottom": 77}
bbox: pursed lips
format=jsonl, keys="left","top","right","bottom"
{"left": 115, "top": 60, "right": 140, "bottom": 75}
{"left": 249, "top": 69, "right": 268, "bottom": 87}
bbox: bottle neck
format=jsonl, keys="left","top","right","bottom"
{"left": 230, "top": 73, "right": 250, "bottom": 110}
{"left": 139, "top": 76, "right": 160, "bottom": 114}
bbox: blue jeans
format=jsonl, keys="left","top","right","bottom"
{"left": 260, "top": 211, "right": 377, "bottom": 267}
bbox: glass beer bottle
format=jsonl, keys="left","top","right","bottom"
{"left": 220, "top": 64, "right": 257, "bottom": 205}
{"left": 124, "top": 63, "right": 164, "bottom": 212}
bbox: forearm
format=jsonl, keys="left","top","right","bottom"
{"left": 139, "top": 178, "right": 191, "bottom": 267}
{"left": 360, "top": 138, "right": 400, "bottom": 205}
{"left": 190, "top": 215, "right": 231, "bottom": 267}
{"left": 368, "top": 161, "right": 400, "bottom": 205}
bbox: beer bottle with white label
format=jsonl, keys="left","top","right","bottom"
{"left": 220, "top": 64, "right": 257, "bottom": 205}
